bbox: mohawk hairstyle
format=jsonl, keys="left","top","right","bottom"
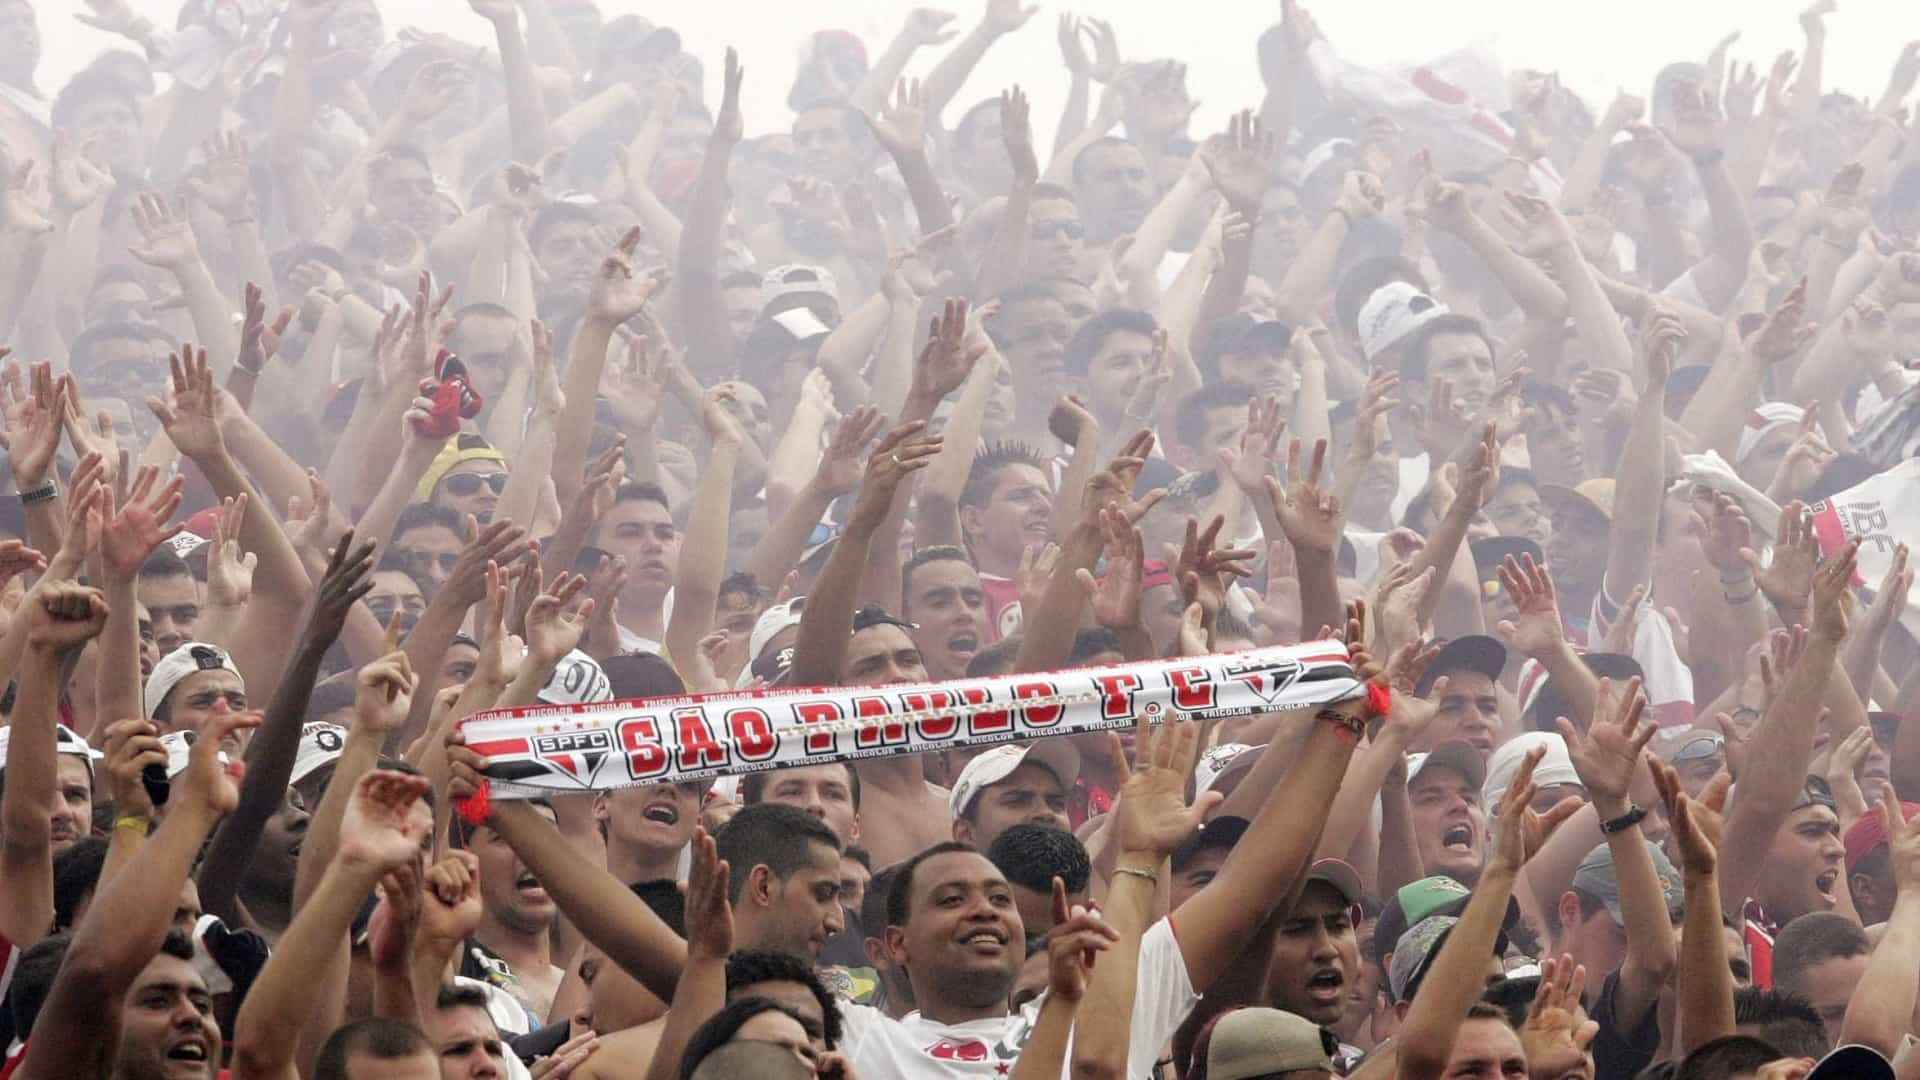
{"left": 960, "top": 442, "right": 1049, "bottom": 510}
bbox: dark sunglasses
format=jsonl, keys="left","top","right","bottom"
{"left": 443, "top": 472, "right": 508, "bottom": 496}
{"left": 1033, "top": 220, "right": 1085, "bottom": 241}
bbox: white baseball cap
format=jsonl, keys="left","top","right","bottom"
{"left": 159, "top": 729, "right": 231, "bottom": 780}
{"left": 290, "top": 722, "right": 350, "bottom": 785}
{"left": 144, "top": 642, "right": 244, "bottom": 722}
{"left": 1483, "top": 732, "right": 1582, "bottom": 809}
{"left": 749, "top": 598, "right": 808, "bottom": 665}
{"left": 1358, "top": 281, "right": 1449, "bottom": 362}
{"left": 1194, "top": 742, "right": 1261, "bottom": 797}
{"left": 538, "top": 650, "right": 613, "bottom": 706}
{"left": 0, "top": 722, "right": 105, "bottom": 772}
{"left": 949, "top": 740, "right": 1082, "bottom": 818}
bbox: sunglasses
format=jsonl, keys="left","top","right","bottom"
{"left": 1033, "top": 220, "right": 1085, "bottom": 241}
{"left": 443, "top": 472, "right": 508, "bottom": 496}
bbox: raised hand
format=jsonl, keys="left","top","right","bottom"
{"left": 49, "top": 135, "right": 115, "bottom": 217}
{"left": 906, "top": 7, "right": 960, "bottom": 48}
{"left": 1520, "top": 956, "right": 1600, "bottom": 1079}
{"left": 1660, "top": 80, "right": 1728, "bottom": 162}
{"left": 714, "top": 47, "right": 745, "bottom": 147}
{"left": 525, "top": 573, "right": 593, "bottom": 664}
{"left": 1169, "top": 514, "right": 1256, "bottom": 621}
{"left": 684, "top": 827, "right": 734, "bottom": 960}
{"left": 983, "top": 0, "right": 1039, "bottom": 37}
{"left": 867, "top": 78, "right": 929, "bottom": 157}
{"left": 1076, "top": 505, "right": 1145, "bottom": 631}
{"left": 303, "top": 533, "right": 378, "bottom": 650}
{"left": 1744, "top": 501, "right": 1817, "bottom": 618}
{"left": 187, "top": 131, "right": 254, "bottom": 222}
{"left": 1641, "top": 305, "right": 1686, "bottom": 388}
{"left": 101, "top": 718, "right": 167, "bottom": 822}
{"left": 0, "top": 360, "right": 63, "bottom": 488}
{"left": 1109, "top": 709, "right": 1217, "bottom": 859}
{"left": 0, "top": 538, "right": 46, "bottom": 592}
{"left": 1879, "top": 784, "right": 1920, "bottom": 892}
{"left": 1810, "top": 538, "right": 1858, "bottom": 645}
{"left": 911, "top": 298, "right": 988, "bottom": 405}
{"left": 1489, "top": 744, "right": 1584, "bottom": 874}
{"left": 445, "top": 518, "right": 536, "bottom": 609}
{"left": 1765, "top": 410, "right": 1837, "bottom": 503}
{"left": 1001, "top": 85, "right": 1039, "bottom": 186}
{"left": 127, "top": 192, "right": 202, "bottom": 269}
{"left": 147, "top": 344, "right": 226, "bottom": 461}
{"left": 1265, "top": 437, "right": 1343, "bottom": 553}
{"left": 27, "top": 581, "right": 110, "bottom": 653}
{"left": 173, "top": 700, "right": 262, "bottom": 820}
{"left": 1082, "top": 429, "right": 1167, "bottom": 527}
{"left": 843, "top": 422, "right": 942, "bottom": 535}
{"left": 1501, "top": 189, "right": 1575, "bottom": 256}
{"left": 1200, "top": 109, "right": 1274, "bottom": 215}
{"left": 1690, "top": 491, "right": 1753, "bottom": 573}
{"left": 420, "top": 850, "right": 484, "bottom": 944}
{"left": 355, "top": 619, "right": 418, "bottom": 735}
{"left": 1373, "top": 562, "right": 1436, "bottom": 654}
{"left": 1558, "top": 676, "right": 1658, "bottom": 805}
{"left": 1045, "top": 876, "right": 1117, "bottom": 1002}
{"left": 338, "top": 770, "right": 433, "bottom": 873}
{"left": 1496, "top": 553, "right": 1567, "bottom": 659}
{"left": 1744, "top": 277, "right": 1816, "bottom": 363}
{"left": 1216, "top": 394, "right": 1286, "bottom": 496}
{"left": 101, "top": 467, "right": 186, "bottom": 580}
{"left": 586, "top": 228, "right": 658, "bottom": 324}
{"left": 1650, "top": 759, "right": 1728, "bottom": 876}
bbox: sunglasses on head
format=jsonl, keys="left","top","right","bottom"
{"left": 443, "top": 472, "right": 508, "bottom": 496}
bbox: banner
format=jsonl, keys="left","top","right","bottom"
{"left": 1808, "top": 458, "right": 1920, "bottom": 643}
{"left": 458, "top": 642, "right": 1365, "bottom": 799}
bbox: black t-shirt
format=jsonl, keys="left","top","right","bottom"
{"left": 1591, "top": 967, "right": 1664, "bottom": 1080}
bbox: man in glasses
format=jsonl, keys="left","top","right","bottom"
{"left": 391, "top": 503, "right": 468, "bottom": 599}
{"left": 1026, "top": 184, "right": 1089, "bottom": 282}
{"left": 416, "top": 437, "right": 511, "bottom": 526}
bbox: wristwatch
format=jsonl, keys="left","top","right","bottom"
{"left": 1599, "top": 804, "right": 1649, "bottom": 835}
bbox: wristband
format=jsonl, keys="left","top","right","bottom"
{"left": 1599, "top": 804, "right": 1649, "bottom": 835}
{"left": 1724, "top": 589, "right": 1756, "bottom": 605}
{"left": 1113, "top": 865, "right": 1158, "bottom": 886}
{"left": 19, "top": 480, "right": 56, "bottom": 506}
{"left": 113, "top": 815, "right": 151, "bottom": 834}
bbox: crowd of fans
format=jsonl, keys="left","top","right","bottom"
{"left": 3, "top": 0, "right": 1920, "bottom": 1077}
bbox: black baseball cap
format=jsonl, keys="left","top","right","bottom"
{"left": 1414, "top": 635, "right": 1508, "bottom": 696}
{"left": 1172, "top": 815, "right": 1251, "bottom": 874}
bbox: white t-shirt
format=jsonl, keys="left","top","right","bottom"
{"left": 837, "top": 918, "right": 1196, "bottom": 1078}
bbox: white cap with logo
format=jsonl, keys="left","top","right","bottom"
{"left": 949, "top": 740, "right": 1081, "bottom": 818}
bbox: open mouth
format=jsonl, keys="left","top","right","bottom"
{"left": 167, "top": 1041, "right": 209, "bottom": 1064}
{"left": 1442, "top": 825, "right": 1475, "bottom": 854}
{"left": 1816, "top": 869, "right": 1839, "bottom": 902}
{"left": 1307, "top": 968, "right": 1345, "bottom": 1002}
{"left": 958, "top": 929, "right": 1007, "bottom": 954}
{"left": 516, "top": 871, "right": 549, "bottom": 900}
{"left": 947, "top": 632, "right": 979, "bottom": 656}
{"left": 642, "top": 804, "right": 679, "bottom": 825}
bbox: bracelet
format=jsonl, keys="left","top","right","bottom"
{"left": 1599, "top": 805, "right": 1648, "bottom": 835}
{"left": 19, "top": 480, "right": 56, "bottom": 506}
{"left": 1114, "top": 865, "right": 1159, "bottom": 886}
{"left": 1717, "top": 572, "right": 1751, "bottom": 586}
{"left": 113, "top": 815, "right": 150, "bottom": 834}
{"left": 1724, "top": 589, "right": 1757, "bottom": 605}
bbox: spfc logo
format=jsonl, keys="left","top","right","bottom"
{"left": 1220, "top": 655, "right": 1303, "bottom": 705}
{"left": 532, "top": 730, "right": 613, "bottom": 787}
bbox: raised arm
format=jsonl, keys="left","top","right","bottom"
{"left": 866, "top": 79, "right": 955, "bottom": 236}
{"left": 18, "top": 700, "right": 256, "bottom": 1080}
{"left": 639, "top": 829, "right": 732, "bottom": 1080}
{"left": 469, "top": 0, "right": 551, "bottom": 165}
{"left": 1265, "top": 438, "right": 1347, "bottom": 640}
{"left": 974, "top": 88, "right": 1041, "bottom": 300}
{"left": 1559, "top": 678, "right": 1675, "bottom": 1027}
{"left": 787, "top": 422, "right": 942, "bottom": 687}
{"left": 127, "top": 194, "right": 237, "bottom": 376}
{"left": 1840, "top": 788, "right": 1920, "bottom": 1056}
{"left": 663, "top": 387, "right": 746, "bottom": 668}
{"left": 1399, "top": 746, "right": 1580, "bottom": 1080}
{"left": 446, "top": 749, "right": 688, "bottom": 1002}
{"left": 1072, "top": 712, "right": 1210, "bottom": 1079}
{"left": 0, "top": 581, "right": 105, "bottom": 952}
{"left": 919, "top": 0, "right": 1038, "bottom": 122}
{"left": 233, "top": 772, "right": 431, "bottom": 1080}
{"left": 196, "top": 537, "right": 376, "bottom": 922}
{"left": 1602, "top": 308, "right": 1680, "bottom": 603}
{"left": 1652, "top": 762, "right": 1736, "bottom": 1052}
{"left": 552, "top": 230, "right": 658, "bottom": 506}
{"left": 676, "top": 48, "right": 744, "bottom": 376}
{"left": 1719, "top": 541, "right": 1856, "bottom": 913}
